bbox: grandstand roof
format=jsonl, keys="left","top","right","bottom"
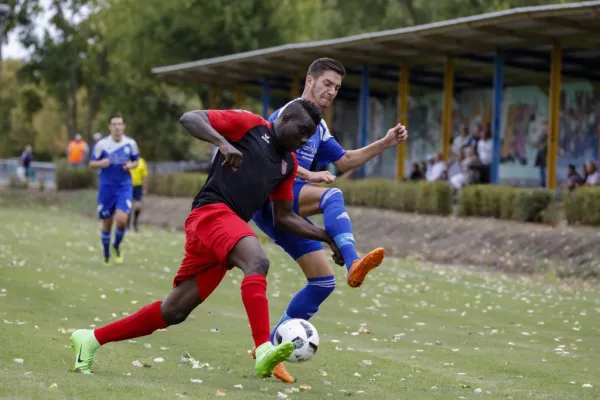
{"left": 152, "top": 1, "right": 600, "bottom": 99}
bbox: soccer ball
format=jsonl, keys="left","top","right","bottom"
{"left": 273, "top": 318, "right": 319, "bottom": 363}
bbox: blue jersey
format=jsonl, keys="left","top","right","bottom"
{"left": 269, "top": 100, "right": 346, "bottom": 181}
{"left": 91, "top": 135, "right": 140, "bottom": 186}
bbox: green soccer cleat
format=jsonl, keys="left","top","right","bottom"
{"left": 111, "top": 247, "right": 124, "bottom": 264}
{"left": 254, "top": 341, "right": 294, "bottom": 378}
{"left": 70, "top": 329, "right": 100, "bottom": 374}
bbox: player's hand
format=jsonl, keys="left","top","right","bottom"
{"left": 97, "top": 158, "right": 110, "bottom": 168}
{"left": 384, "top": 124, "right": 408, "bottom": 147}
{"left": 123, "top": 162, "right": 135, "bottom": 171}
{"left": 328, "top": 241, "right": 344, "bottom": 266}
{"left": 219, "top": 143, "right": 243, "bottom": 172}
{"left": 308, "top": 170, "right": 336, "bottom": 184}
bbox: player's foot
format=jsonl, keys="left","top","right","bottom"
{"left": 104, "top": 256, "right": 110, "bottom": 264}
{"left": 347, "top": 247, "right": 385, "bottom": 288}
{"left": 254, "top": 341, "right": 294, "bottom": 378}
{"left": 111, "top": 247, "right": 123, "bottom": 264}
{"left": 250, "top": 347, "right": 295, "bottom": 383}
{"left": 70, "top": 329, "right": 100, "bottom": 374}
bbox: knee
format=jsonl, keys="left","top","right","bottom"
{"left": 244, "top": 254, "right": 270, "bottom": 276}
{"left": 160, "top": 303, "right": 191, "bottom": 326}
{"left": 319, "top": 188, "right": 345, "bottom": 210}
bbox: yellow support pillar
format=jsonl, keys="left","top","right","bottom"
{"left": 290, "top": 73, "right": 300, "bottom": 99}
{"left": 396, "top": 64, "right": 409, "bottom": 182}
{"left": 546, "top": 41, "right": 562, "bottom": 190}
{"left": 441, "top": 58, "right": 455, "bottom": 163}
{"left": 210, "top": 86, "right": 218, "bottom": 109}
{"left": 235, "top": 87, "right": 245, "bottom": 109}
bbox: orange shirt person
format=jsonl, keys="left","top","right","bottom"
{"left": 67, "top": 134, "right": 90, "bottom": 166}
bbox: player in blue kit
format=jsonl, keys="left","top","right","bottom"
{"left": 90, "top": 113, "right": 140, "bottom": 264}
{"left": 251, "top": 58, "right": 408, "bottom": 382}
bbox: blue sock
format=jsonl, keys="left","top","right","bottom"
{"left": 101, "top": 230, "right": 111, "bottom": 260}
{"left": 270, "top": 276, "right": 336, "bottom": 343}
{"left": 320, "top": 188, "right": 359, "bottom": 270}
{"left": 113, "top": 227, "right": 126, "bottom": 252}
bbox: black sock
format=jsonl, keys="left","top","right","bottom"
{"left": 134, "top": 209, "right": 141, "bottom": 228}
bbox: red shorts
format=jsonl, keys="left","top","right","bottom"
{"left": 173, "top": 203, "right": 256, "bottom": 301}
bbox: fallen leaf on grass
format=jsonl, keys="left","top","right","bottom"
{"left": 216, "top": 390, "right": 225, "bottom": 397}
{"left": 233, "top": 384, "right": 243, "bottom": 389}
{"left": 132, "top": 360, "right": 151, "bottom": 368}
{"left": 153, "top": 357, "right": 164, "bottom": 363}
{"left": 299, "top": 384, "right": 311, "bottom": 391}
{"left": 356, "top": 324, "right": 371, "bottom": 334}
{"left": 582, "top": 384, "right": 593, "bottom": 388}
{"left": 49, "top": 383, "right": 58, "bottom": 389}
{"left": 190, "top": 379, "right": 202, "bottom": 383}
{"left": 13, "top": 358, "right": 24, "bottom": 364}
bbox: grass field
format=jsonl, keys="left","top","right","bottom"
{"left": 1, "top": 200, "right": 600, "bottom": 400}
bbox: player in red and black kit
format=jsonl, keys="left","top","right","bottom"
{"left": 69, "top": 98, "right": 344, "bottom": 379}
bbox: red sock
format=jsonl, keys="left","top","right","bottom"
{"left": 241, "top": 274, "right": 270, "bottom": 347}
{"left": 94, "top": 301, "right": 167, "bottom": 345}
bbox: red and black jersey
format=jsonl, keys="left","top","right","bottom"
{"left": 192, "top": 110, "right": 298, "bottom": 222}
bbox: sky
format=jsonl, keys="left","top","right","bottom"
{"left": 2, "top": 0, "right": 78, "bottom": 60}
{"left": 4, "top": 29, "right": 29, "bottom": 59}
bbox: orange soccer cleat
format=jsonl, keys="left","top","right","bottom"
{"left": 347, "top": 247, "right": 385, "bottom": 288}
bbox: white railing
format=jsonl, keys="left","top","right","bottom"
{"left": 0, "top": 158, "right": 213, "bottom": 185}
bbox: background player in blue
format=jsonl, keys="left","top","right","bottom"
{"left": 90, "top": 113, "right": 140, "bottom": 264}
{"left": 251, "top": 58, "right": 408, "bottom": 382}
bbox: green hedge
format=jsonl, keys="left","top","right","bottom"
{"left": 55, "top": 161, "right": 97, "bottom": 190}
{"left": 147, "top": 173, "right": 208, "bottom": 197}
{"left": 316, "top": 178, "right": 452, "bottom": 216}
{"left": 146, "top": 173, "right": 564, "bottom": 225}
{"left": 564, "top": 186, "right": 600, "bottom": 226}
{"left": 458, "top": 185, "right": 557, "bottom": 225}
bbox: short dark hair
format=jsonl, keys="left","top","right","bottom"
{"left": 293, "top": 98, "right": 322, "bottom": 126}
{"left": 109, "top": 113, "right": 124, "bottom": 123}
{"left": 307, "top": 58, "right": 346, "bottom": 79}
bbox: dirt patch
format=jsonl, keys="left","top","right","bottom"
{"left": 4, "top": 188, "right": 600, "bottom": 280}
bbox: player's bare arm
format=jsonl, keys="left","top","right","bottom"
{"left": 90, "top": 158, "right": 110, "bottom": 169}
{"left": 333, "top": 124, "right": 408, "bottom": 173}
{"left": 272, "top": 199, "right": 344, "bottom": 265}
{"left": 298, "top": 165, "right": 336, "bottom": 184}
{"left": 123, "top": 160, "right": 138, "bottom": 171}
{"left": 179, "top": 110, "right": 243, "bottom": 170}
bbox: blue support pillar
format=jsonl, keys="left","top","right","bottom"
{"left": 359, "top": 68, "right": 370, "bottom": 178}
{"left": 491, "top": 53, "right": 504, "bottom": 185}
{"left": 262, "top": 80, "right": 270, "bottom": 119}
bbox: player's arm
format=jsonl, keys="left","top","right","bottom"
{"left": 89, "top": 143, "right": 109, "bottom": 169}
{"left": 123, "top": 140, "right": 139, "bottom": 171}
{"left": 180, "top": 110, "right": 231, "bottom": 147}
{"left": 141, "top": 162, "right": 149, "bottom": 194}
{"left": 333, "top": 124, "right": 408, "bottom": 173}
{"left": 180, "top": 110, "right": 254, "bottom": 171}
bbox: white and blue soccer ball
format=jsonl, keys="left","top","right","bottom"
{"left": 273, "top": 318, "right": 320, "bottom": 363}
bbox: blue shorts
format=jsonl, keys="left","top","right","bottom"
{"left": 97, "top": 184, "right": 133, "bottom": 219}
{"left": 132, "top": 185, "right": 143, "bottom": 201}
{"left": 251, "top": 181, "right": 324, "bottom": 260}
